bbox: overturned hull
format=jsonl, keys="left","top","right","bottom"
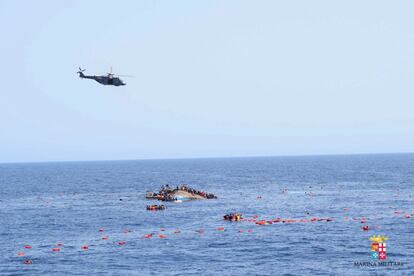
{"left": 171, "top": 190, "right": 205, "bottom": 200}
{"left": 146, "top": 190, "right": 206, "bottom": 201}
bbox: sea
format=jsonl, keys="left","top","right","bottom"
{"left": 0, "top": 154, "right": 413, "bottom": 275}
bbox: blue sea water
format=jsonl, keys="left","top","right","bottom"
{"left": 0, "top": 154, "right": 413, "bottom": 275}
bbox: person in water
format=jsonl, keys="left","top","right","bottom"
{"left": 224, "top": 213, "right": 242, "bottom": 221}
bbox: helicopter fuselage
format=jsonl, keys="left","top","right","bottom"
{"left": 78, "top": 72, "right": 125, "bottom": 86}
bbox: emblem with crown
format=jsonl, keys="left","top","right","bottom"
{"left": 370, "top": 235, "right": 388, "bottom": 260}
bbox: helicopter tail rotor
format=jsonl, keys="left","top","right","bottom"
{"left": 77, "top": 67, "right": 86, "bottom": 78}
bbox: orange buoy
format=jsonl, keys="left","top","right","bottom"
{"left": 143, "top": 234, "right": 153, "bottom": 239}
{"left": 255, "top": 220, "right": 266, "bottom": 225}
{"left": 159, "top": 234, "right": 167, "bottom": 238}
{"left": 81, "top": 245, "right": 89, "bottom": 250}
{"left": 118, "top": 241, "right": 126, "bottom": 245}
{"left": 217, "top": 227, "right": 225, "bottom": 231}
{"left": 24, "top": 245, "right": 32, "bottom": 249}
{"left": 52, "top": 248, "right": 61, "bottom": 252}
{"left": 17, "top": 252, "right": 25, "bottom": 257}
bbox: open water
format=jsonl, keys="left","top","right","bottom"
{"left": 0, "top": 154, "right": 413, "bottom": 275}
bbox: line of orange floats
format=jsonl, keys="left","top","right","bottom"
{"left": 18, "top": 242, "right": 66, "bottom": 263}
{"left": 19, "top": 211, "right": 412, "bottom": 250}
{"left": 253, "top": 217, "right": 333, "bottom": 225}
{"left": 18, "top": 226, "right": 233, "bottom": 260}
{"left": 17, "top": 208, "right": 413, "bottom": 264}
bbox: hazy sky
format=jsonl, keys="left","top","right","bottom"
{"left": 1, "top": 0, "right": 413, "bottom": 162}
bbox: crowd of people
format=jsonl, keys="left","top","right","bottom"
{"left": 146, "top": 184, "right": 217, "bottom": 202}
{"left": 146, "top": 185, "right": 176, "bottom": 201}
{"left": 224, "top": 213, "right": 243, "bottom": 221}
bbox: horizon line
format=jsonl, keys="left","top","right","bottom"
{"left": 0, "top": 151, "right": 413, "bottom": 165}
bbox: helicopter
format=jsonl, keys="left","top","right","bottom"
{"left": 77, "top": 67, "right": 131, "bottom": 86}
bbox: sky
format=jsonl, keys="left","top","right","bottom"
{"left": 0, "top": 0, "right": 413, "bottom": 163}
